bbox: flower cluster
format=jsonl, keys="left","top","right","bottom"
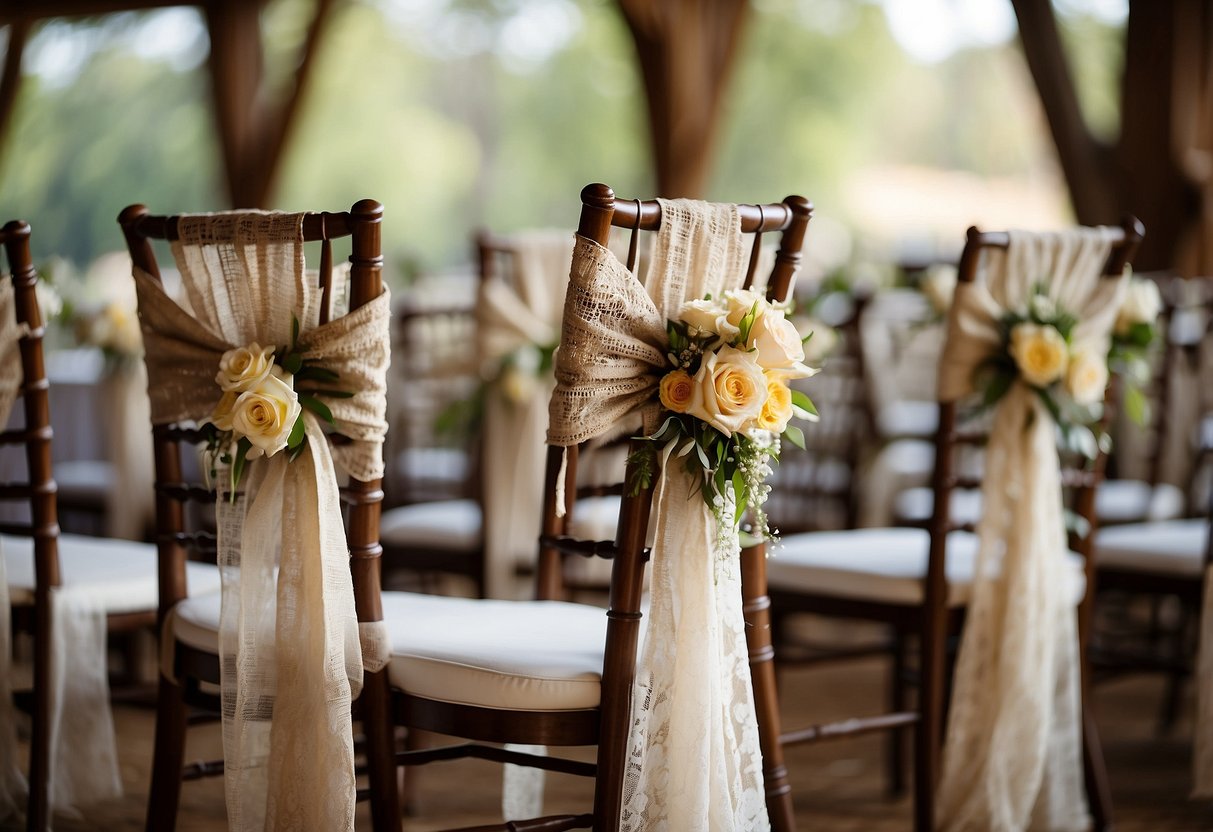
{"left": 1110, "top": 274, "right": 1162, "bottom": 425}
{"left": 205, "top": 318, "right": 348, "bottom": 495}
{"left": 631, "top": 289, "right": 818, "bottom": 542}
{"left": 976, "top": 279, "right": 1159, "bottom": 459}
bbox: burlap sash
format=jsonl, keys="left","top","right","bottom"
{"left": 547, "top": 200, "right": 770, "bottom": 830}
{"left": 935, "top": 228, "right": 1123, "bottom": 832}
{"left": 134, "top": 211, "right": 390, "bottom": 832}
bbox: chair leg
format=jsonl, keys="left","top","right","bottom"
{"left": 1083, "top": 696, "right": 1114, "bottom": 832}
{"left": 915, "top": 616, "right": 948, "bottom": 832}
{"left": 26, "top": 601, "right": 51, "bottom": 832}
{"left": 885, "top": 630, "right": 907, "bottom": 799}
{"left": 145, "top": 675, "right": 189, "bottom": 832}
{"left": 361, "top": 669, "right": 403, "bottom": 832}
{"left": 741, "top": 545, "right": 796, "bottom": 832}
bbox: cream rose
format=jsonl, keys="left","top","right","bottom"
{"left": 748, "top": 308, "right": 806, "bottom": 370}
{"left": 659, "top": 369, "right": 694, "bottom": 413}
{"left": 679, "top": 298, "right": 735, "bottom": 339}
{"left": 921, "top": 264, "right": 957, "bottom": 315}
{"left": 686, "top": 346, "right": 768, "bottom": 436}
{"left": 756, "top": 375, "right": 794, "bottom": 433}
{"left": 230, "top": 373, "right": 301, "bottom": 458}
{"left": 1065, "top": 347, "right": 1109, "bottom": 405}
{"left": 217, "top": 343, "right": 276, "bottom": 392}
{"left": 723, "top": 288, "right": 766, "bottom": 327}
{"left": 1115, "top": 277, "right": 1162, "bottom": 336}
{"left": 211, "top": 390, "right": 239, "bottom": 431}
{"left": 1010, "top": 322, "right": 1069, "bottom": 387}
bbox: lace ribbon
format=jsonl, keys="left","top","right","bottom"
{"left": 134, "top": 211, "right": 390, "bottom": 832}
{"left": 935, "top": 228, "right": 1123, "bottom": 831}
{"left": 547, "top": 199, "right": 770, "bottom": 831}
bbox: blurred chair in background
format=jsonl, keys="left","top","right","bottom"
{"left": 769, "top": 220, "right": 1142, "bottom": 831}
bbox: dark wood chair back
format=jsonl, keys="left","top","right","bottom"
{"left": 538, "top": 183, "right": 812, "bottom": 829}
{"left": 916, "top": 218, "right": 1145, "bottom": 821}
{"left": 0, "top": 219, "right": 59, "bottom": 831}
{"left": 117, "top": 200, "right": 388, "bottom": 635}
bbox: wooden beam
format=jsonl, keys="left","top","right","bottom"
{"left": 205, "top": 0, "right": 266, "bottom": 207}
{"left": 617, "top": 0, "right": 749, "bottom": 198}
{"left": 0, "top": 21, "right": 30, "bottom": 166}
{"left": 0, "top": 0, "right": 185, "bottom": 25}
{"left": 255, "top": 0, "right": 337, "bottom": 207}
{"left": 1010, "top": 0, "right": 1118, "bottom": 225}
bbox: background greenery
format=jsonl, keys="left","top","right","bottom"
{"left": 0, "top": 0, "right": 1126, "bottom": 283}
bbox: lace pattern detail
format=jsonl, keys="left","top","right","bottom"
{"left": 935, "top": 228, "right": 1123, "bottom": 831}
{"left": 135, "top": 212, "right": 391, "bottom": 832}
{"left": 548, "top": 199, "right": 769, "bottom": 830}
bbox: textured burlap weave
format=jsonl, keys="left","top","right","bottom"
{"left": 135, "top": 210, "right": 390, "bottom": 832}
{"left": 548, "top": 199, "right": 770, "bottom": 830}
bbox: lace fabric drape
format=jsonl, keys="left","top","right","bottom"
{"left": 0, "top": 280, "right": 124, "bottom": 830}
{"left": 477, "top": 231, "right": 571, "bottom": 600}
{"left": 935, "top": 229, "right": 1123, "bottom": 832}
{"left": 547, "top": 199, "right": 770, "bottom": 831}
{"left": 134, "top": 211, "right": 391, "bottom": 832}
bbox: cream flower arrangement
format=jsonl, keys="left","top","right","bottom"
{"left": 630, "top": 289, "right": 819, "bottom": 542}
{"left": 205, "top": 318, "right": 350, "bottom": 495}
{"left": 975, "top": 280, "right": 1156, "bottom": 459}
{"left": 1109, "top": 273, "right": 1162, "bottom": 425}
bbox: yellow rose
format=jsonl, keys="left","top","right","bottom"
{"left": 756, "top": 375, "right": 794, "bottom": 433}
{"left": 230, "top": 373, "right": 301, "bottom": 458}
{"left": 659, "top": 370, "right": 695, "bottom": 413}
{"left": 217, "top": 343, "right": 275, "bottom": 392}
{"left": 1065, "top": 347, "right": 1109, "bottom": 405}
{"left": 211, "top": 390, "right": 239, "bottom": 431}
{"left": 686, "top": 346, "right": 768, "bottom": 436}
{"left": 1009, "top": 322, "right": 1068, "bottom": 387}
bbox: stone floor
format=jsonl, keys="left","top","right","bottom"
{"left": 12, "top": 639, "right": 1213, "bottom": 831}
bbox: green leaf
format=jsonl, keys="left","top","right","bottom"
{"left": 297, "top": 387, "right": 355, "bottom": 399}
{"left": 1123, "top": 384, "right": 1149, "bottom": 427}
{"left": 784, "top": 424, "right": 806, "bottom": 450}
{"left": 790, "top": 389, "right": 817, "bottom": 417}
{"left": 290, "top": 315, "right": 300, "bottom": 351}
{"left": 295, "top": 365, "right": 340, "bottom": 383}
{"left": 286, "top": 414, "right": 306, "bottom": 449}
{"left": 282, "top": 352, "right": 304, "bottom": 375}
{"left": 738, "top": 529, "right": 765, "bottom": 549}
{"left": 229, "top": 437, "right": 252, "bottom": 502}
{"left": 1063, "top": 509, "right": 1092, "bottom": 540}
{"left": 300, "top": 394, "right": 336, "bottom": 426}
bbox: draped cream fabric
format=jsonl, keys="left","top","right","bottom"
{"left": 0, "top": 279, "right": 125, "bottom": 830}
{"left": 477, "top": 231, "right": 571, "bottom": 599}
{"left": 134, "top": 211, "right": 390, "bottom": 832}
{"left": 101, "top": 362, "right": 155, "bottom": 540}
{"left": 548, "top": 199, "right": 770, "bottom": 830}
{"left": 0, "top": 278, "right": 27, "bottom": 823}
{"left": 935, "top": 229, "right": 1123, "bottom": 832}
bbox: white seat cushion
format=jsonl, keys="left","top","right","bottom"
{"left": 1096, "top": 480, "right": 1185, "bottom": 524}
{"left": 876, "top": 401, "right": 938, "bottom": 440}
{"left": 768, "top": 527, "right": 1086, "bottom": 607}
{"left": 170, "top": 591, "right": 613, "bottom": 712}
{"left": 1096, "top": 519, "right": 1208, "bottom": 577}
{"left": 567, "top": 495, "right": 622, "bottom": 542}
{"left": 380, "top": 499, "right": 481, "bottom": 551}
{"left": 384, "top": 592, "right": 609, "bottom": 711}
{"left": 894, "top": 480, "right": 1186, "bottom": 527}
{"left": 4, "top": 533, "right": 221, "bottom": 615}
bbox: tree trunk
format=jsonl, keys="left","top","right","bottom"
{"left": 617, "top": 0, "right": 749, "bottom": 198}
